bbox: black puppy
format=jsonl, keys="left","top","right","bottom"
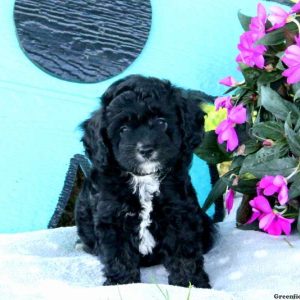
{"left": 75, "top": 75, "right": 217, "bottom": 288}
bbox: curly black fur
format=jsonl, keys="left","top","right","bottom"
{"left": 75, "top": 75, "right": 217, "bottom": 288}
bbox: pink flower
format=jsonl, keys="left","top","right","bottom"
{"left": 227, "top": 104, "right": 247, "bottom": 124}
{"left": 262, "top": 139, "right": 274, "bottom": 147}
{"left": 236, "top": 31, "right": 267, "bottom": 69}
{"left": 215, "top": 119, "right": 239, "bottom": 151}
{"left": 257, "top": 175, "right": 289, "bottom": 205}
{"left": 225, "top": 188, "right": 235, "bottom": 214}
{"left": 268, "top": 2, "right": 300, "bottom": 31}
{"left": 215, "top": 104, "right": 247, "bottom": 152}
{"left": 247, "top": 196, "right": 295, "bottom": 236}
{"left": 236, "top": 3, "right": 267, "bottom": 69}
{"left": 249, "top": 3, "right": 267, "bottom": 39}
{"left": 282, "top": 35, "right": 300, "bottom": 84}
{"left": 214, "top": 96, "right": 233, "bottom": 111}
{"left": 268, "top": 6, "right": 289, "bottom": 31}
{"left": 219, "top": 76, "right": 238, "bottom": 87}
{"left": 290, "top": 1, "right": 300, "bottom": 14}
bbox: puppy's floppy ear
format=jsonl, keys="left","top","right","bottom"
{"left": 176, "top": 89, "right": 206, "bottom": 151}
{"left": 81, "top": 108, "right": 110, "bottom": 169}
{"left": 81, "top": 76, "right": 141, "bottom": 169}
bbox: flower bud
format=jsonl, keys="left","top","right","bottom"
{"left": 263, "top": 139, "right": 274, "bottom": 147}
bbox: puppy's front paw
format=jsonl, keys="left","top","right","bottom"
{"left": 168, "top": 273, "right": 211, "bottom": 289}
{"left": 103, "top": 274, "right": 141, "bottom": 286}
{"left": 193, "top": 280, "right": 211, "bottom": 289}
{"left": 103, "top": 279, "right": 115, "bottom": 286}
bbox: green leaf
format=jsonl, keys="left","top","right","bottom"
{"left": 275, "top": 59, "right": 285, "bottom": 71}
{"left": 284, "top": 115, "right": 300, "bottom": 156}
{"left": 221, "top": 173, "right": 258, "bottom": 201}
{"left": 235, "top": 88, "right": 251, "bottom": 104}
{"left": 231, "top": 178, "right": 258, "bottom": 194}
{"left": 293, "top": 83, "right": 300, "bottom": 101}
{"left": 195, "top": 131, "right": 231, "bottom": 164}
{"left": 257, "top": 22, "right": 298, "bottom": 46}
{"left": 289, "top": 173, "right": 300, "bottom": 199}
{"left": 224, "top": 85, "right": 239, "bottom": 95}
{"left": 231, "top": 156, "right": 245, "bottom": 170}
{"left": 238, "top": 10, "right": 252, "bottom": 31}
{"left": 240, "top": 157, "right": 298, "bottom": 178}
{"left": 242, "top": 68, "right": 261, "bottom": 89}
{"left": 295, "top": 118, "right": 300, "bottom": 132}
{"left": 258, "top": 71, "right": 282, "bottom": 85}
{"left": 243, "top": 140, "right": 262, "bottom": 155}
{"left": 202, "top": 176, "right": 227, "bottom": 212}
{"left": 239, "top": 172, "right": 257, "bottom": 180}
{"left": 260, "top": 86, "right": 300, "bottom": 122}
{"left": 247, "top": 142, "right": 288, "bottom": 165}
{"left": 252, "top": 121, "right": 284, "bottom": 141}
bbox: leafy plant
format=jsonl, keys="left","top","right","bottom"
{"left": 196, "top": 2, "right": 300, "bottom": 236}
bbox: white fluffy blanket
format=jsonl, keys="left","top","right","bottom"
{"left": 1, "top": 220, "right": 300, "bottom": 300}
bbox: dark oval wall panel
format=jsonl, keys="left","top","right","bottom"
{"left": 14, "top": 0, "right": 152, "bottom": 83}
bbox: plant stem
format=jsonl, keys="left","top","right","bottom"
{"left": 249, "top": 130, "right": 266, "bottom": 141}
{"left": 117, "top": 285, "right": 124, "bottom": 300}
{"left": 286, "top": 161, "right": 300, "bottom": 181}
{"left": 186, "top": 283, "right": 193, "bottom": 300}
{"left": 155, "top": 284, "right": 170, "bottom": 300}
{"left": 291, "top": 17, "right": 300, "bottom": 34}
{"left": 283, "top": 238, "right": 294, "bottom": 248}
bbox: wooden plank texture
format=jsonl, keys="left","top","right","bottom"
{"left": 14, "top": 0, "right": 152, "bottom": 83}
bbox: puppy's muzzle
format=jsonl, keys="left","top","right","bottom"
{"left": 137, "top": 143, "right": 155, "bottom": 159}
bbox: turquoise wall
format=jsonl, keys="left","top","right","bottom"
{"left": 0, "top": 0, "right": 285, "bottom": 233}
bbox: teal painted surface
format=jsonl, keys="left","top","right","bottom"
{"left": 0, "top": 0, "right": 286, "bottom": 233}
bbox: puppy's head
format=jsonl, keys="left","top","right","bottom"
{"left": 82, "top": 75, "right": 205, "bottom": 175}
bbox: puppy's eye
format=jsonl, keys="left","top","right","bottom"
{"left": 155, "top": 118, "right": 168, "bottom": 131}
{"left": 120, "top": 125, "right": 130, "bottom": 134}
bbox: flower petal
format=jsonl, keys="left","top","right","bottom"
{"left": 263, "top": 184, "right": 279, "bottom": 196}
{"left": 236, "top": 31, "right": 266, "bottom": 68}
{"left": 253, "top": 54, "right": 265, "bottom": 69}
{"left": 228, "top": 105, "right": 247, "bottom": 124}
{"left": 215, "top": 119, "right": 230, "bottom": 135}
{"left": 285, "top": 67, "right": 300, "bottom": 84}
{"left": 258, "top": 176, "right": 274, "bottom": 188}
{"left": 259, "top": 213, "right": 275, "bottom": 230}
{"left": 257, "top": 3, "right": 267, "bottom": 22}
{"left": 249, "top": 3, "right": 267, "bottom": 36}
{"left": 215, "top": 96, "right": 232, "bottom": 111}
{"left": 225, "top": 188, "right": 235, "bottom": 214}
{"left": 278, "top": 186, "right": 289, "bottom": 205}
{"left": 269, "top": 6, "right": 288, "bottom": 17}
{"left": 282, "top": 45, "right": 300, "bottom": 66}
{"left": 273, "top": 175, "right": 287, "bottom": 187}
{"left": 266, "top": 217, "right": 282, "bottom": 235}
{"left": 278, "top": 215, "right": 295, "bottom": 235}
{"left": 291, "top": 2, "right": 300, "bottom": 14}
{"left": 226, "top": 127, "right": 239, "bottom": 151}
{"left": 250, "top": 195, "right": 272, "bottom": 213}
{"left": 267, "top": 6, "right": 289, "bottom": 32}
{"left": 219, "top": 76, "right": 237, "bottom": 87}
{"left": 246, "top": 209, "right": 261, "bottom": 224}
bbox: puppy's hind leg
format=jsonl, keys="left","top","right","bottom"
{"left": 75, "top": 183, "right": 97, "bottom": 254}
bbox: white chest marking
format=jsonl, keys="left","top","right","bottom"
{"left": 130, "top": 174, "right": 160, "bottom": 256}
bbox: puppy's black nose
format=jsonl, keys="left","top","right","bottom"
{"left": 137, "top": 144, "right": 154, "bottom": 158}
